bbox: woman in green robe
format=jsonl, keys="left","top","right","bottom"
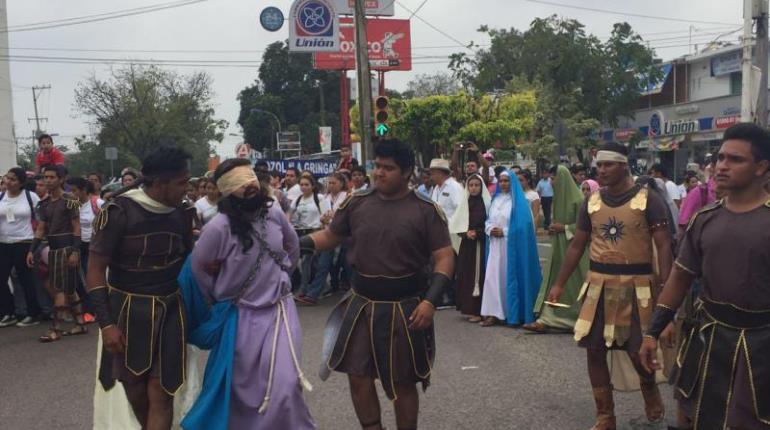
{"left": 523, "top": 165, "right": 589, "bottom": 332}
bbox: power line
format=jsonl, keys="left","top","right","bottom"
{"left": 395, "top": 0, "right": 473, "bottom": 51}
{"left": 520, "top": 0, "right": 739, "bottom": 26}
{"left": 1, "top": 0, "right": 207, "bottom": 33}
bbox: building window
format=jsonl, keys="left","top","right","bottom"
{"left": 730, "top": 72, "right": 742, "bottom": 96}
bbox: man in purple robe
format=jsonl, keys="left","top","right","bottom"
{"left": 191, "top": 158, "right": 316, "bottom": 429}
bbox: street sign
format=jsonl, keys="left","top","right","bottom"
{"left": 330, "top": 0, "right": 394, "bottom": 16}
{"left": 104, "top": 147, "right": 118, "bottom": 160}
{"left": 277, "top": 131, "right": 302, "bottom": 152}
{"left": 289, "top": 0, "right": 340, "bottom": 52}
{"left": 260, "top": 6, "right": 285, "bottom": 32}
{"left": 375, "top": 123, "right": 389, "bottom": 136}
{"left": 319, "top": 126, "right": 332, "bottom": 153}
{"left": 313, "top": 17, "right": 412, "bottom": 71}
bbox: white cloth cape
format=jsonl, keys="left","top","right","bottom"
{"left": 447, "top": 176, "right": 492, "bottom": 253}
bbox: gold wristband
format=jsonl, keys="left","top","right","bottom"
{"left": 657, "top": 303, "right": 675, "bottom": 311}
{"left": 421, "top": 300, "right": 436, "bottom": 310}
{"left": 100, "top": 324, "right": 115, "bottom": 331}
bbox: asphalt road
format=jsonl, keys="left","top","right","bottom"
{"left": 0, "top": 242, "right": 676, "bottom": 429}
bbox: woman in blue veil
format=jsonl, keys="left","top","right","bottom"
{"left": 480, "top": 169, "right": 542, "bottom": 326}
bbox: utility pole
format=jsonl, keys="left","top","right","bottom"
{"left": 757, "top": 1, "right": 769, "bottom": 126}
{"left": 0, "top": 0, "right": 14, "bottom": 174}
{"left": 353, "top": 0, "right": 373, "bottom": 166}
{"left": 28, "top": 85, "right": 50, "bottom": 138}
{"left": 742, "top": 0, "right": 755, "bottom": 123}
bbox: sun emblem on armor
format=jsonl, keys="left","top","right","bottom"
{"left": 600, "top": 216, "right": 625, "bottom": 244}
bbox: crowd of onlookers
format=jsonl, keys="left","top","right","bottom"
{"left": 0, "top": 133, "right": 715, "bottom": 332}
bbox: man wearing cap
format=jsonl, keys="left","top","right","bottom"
{"left": 428, "top": 158, "right": 464, "bottom": 221}
{"left": 86, "top": 145, "right": 196, "bottom": 430}
{"left": 429, "top": 158, "right": 463, "bottom": 309}
{"left": 548, "top": 142, "right": 674, "bottom": 430}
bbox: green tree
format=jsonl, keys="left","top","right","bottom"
{"left": 391, "top": 94, "right": 475, "bottom": 164}
{"left": 74, "top": 65, "right": 226, "bottom": 176}
{"left": 450, "top": 16, "right": 659, "bottom": 126}
{"left": 237, "top": 42, "right": 341, "bottom": 156}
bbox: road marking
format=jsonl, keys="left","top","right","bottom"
{"left": 461, "top": 366, "right": 479, "bottom": 370}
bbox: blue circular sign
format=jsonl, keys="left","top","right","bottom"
{"left": 295, "top": 0, "right": 333, "bottom": 36}
{"left": 260, "top": 6, "right": 284, "bottom": 32}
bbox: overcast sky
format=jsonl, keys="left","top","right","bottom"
{"left": 6, "top": 0, "right": 742, "bottom": 159}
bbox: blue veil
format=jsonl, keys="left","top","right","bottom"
{"left": 490, "top": 170, "right": 543, "bottom": 325}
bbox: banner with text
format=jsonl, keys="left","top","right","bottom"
{"left": 258, "top": 159, "right": 338, "bottom": 177}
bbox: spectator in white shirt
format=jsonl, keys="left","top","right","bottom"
{"left": 428, "top": 158, "right": 464, "bottom": 221}
{"left": 283, "top": 167, "right": 302, "bottom": 202}
{"left": 195, "top": 179, "right": 220, "bottom": 226}
{"left": 517, "top": 169, "right": 541, "bottom": 228}
{"left": 0, "top": 167, "right": 42, "bottom": 327}
{"left": 650, "top": 163, "right": 683, "bottom": 208}
{"left": 290, "top": 175, "right": 331, "bottom": 296}
{"left": 296, "top": 172, "right": 348, "bottom": 305}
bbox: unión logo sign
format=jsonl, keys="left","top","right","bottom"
{"left": 648, "top": 110, "right": 699, "bottom": 137}
{"left": 289, "top": 0, "right": 339, "bottom": 52}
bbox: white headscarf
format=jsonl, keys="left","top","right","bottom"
{"left": 448, "top": 174, "right": 492, "bottom": 252}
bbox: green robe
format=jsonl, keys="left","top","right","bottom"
{"left": 533, "top": 165, "right": 589, "bottom": 330}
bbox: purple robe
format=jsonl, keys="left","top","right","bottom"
{"left": 192, "top": 205, "right": 316, "bottom": 429}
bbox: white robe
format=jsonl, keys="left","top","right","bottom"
{"left": 480, "top": 193, "right": 512, "bottom": 320}
{"left": 92, "top": 333, "right": 205, "bottom": 429}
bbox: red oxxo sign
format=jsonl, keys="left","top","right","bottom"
{"left": 313, "top": 17, "right": 412, "bottom": 71}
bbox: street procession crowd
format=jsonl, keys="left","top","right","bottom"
{"left": 1, "top": 121, "right": 769, "bottom": 430}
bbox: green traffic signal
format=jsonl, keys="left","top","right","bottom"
{"left": 376, "top": 123, "right": 390, "bottom": 136}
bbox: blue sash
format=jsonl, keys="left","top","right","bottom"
{"left": 178, "top": 258, "right": 238, "bottom": 430}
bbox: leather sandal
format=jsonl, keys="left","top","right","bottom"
{"left": 479, "top": 317, "right": 498, "bottom": 327}
{"left": 63, "top": 323, "right": 88, "bottom": 336}
{"left": 522, "top": 321, "right": 547, "bottom": 333}
{"left": 39, "top": 328, "right": 62, "bottom": 343}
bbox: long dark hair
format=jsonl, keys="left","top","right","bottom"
{"left": 294, "top": 175, "right": 321, "bottom": 213}
{"left": 214, "top": 158, "right": 271, "bottom": 252}
{"left": 6, "top": 167, "right": 28, "bottom": 191}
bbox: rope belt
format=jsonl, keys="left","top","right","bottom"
{"left": 258, "top": 294, "right": 313, "bottom": 414}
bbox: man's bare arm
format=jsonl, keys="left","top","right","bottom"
{"left": 308, "top": 228, "right": 343, "bottom": 251}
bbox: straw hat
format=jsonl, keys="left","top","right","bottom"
{"left": 429, "top": 158, "right": 451, "bottom": 172}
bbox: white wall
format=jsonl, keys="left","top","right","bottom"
{"left": 0, "top": 0, "right": 15, "bottom": 173}
{"left": 688, "top": 57, "right": 732, "bottom": 101}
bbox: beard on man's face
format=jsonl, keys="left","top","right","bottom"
{"left": 229, "top": 192, "right": 266, "bottom": 213}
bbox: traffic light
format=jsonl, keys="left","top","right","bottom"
{"left": 374, "top": 96, "right": 390, "bottom": 137}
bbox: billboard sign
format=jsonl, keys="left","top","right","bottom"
{"left": 289, "top": 0, "right": 340, "bottom": 52}
{"left": 313, "top": 17, "right": 412, "bottom": 71}
{"left": 330, "top": 0, "right": 394, "bottom": 16}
